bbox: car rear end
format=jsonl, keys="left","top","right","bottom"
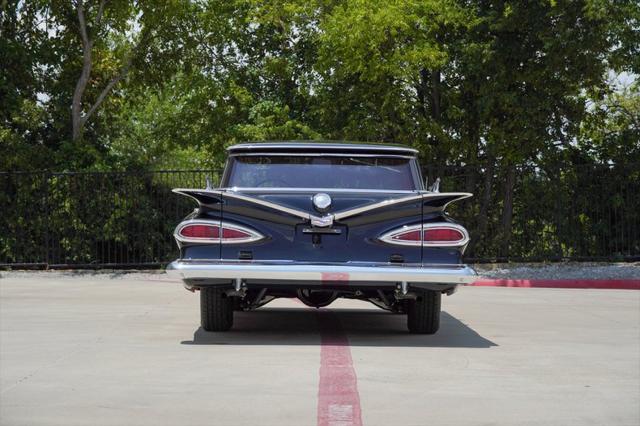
{"left": 167, "top": 142, "right": 475, "bottom": 333}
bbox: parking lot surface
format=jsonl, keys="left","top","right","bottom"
{"left": 1, "top": 273, "right": 639, "bottom": 426}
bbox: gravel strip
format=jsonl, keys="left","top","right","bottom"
{"left": 474, "top": 262, "right": 640, "bottom": 280}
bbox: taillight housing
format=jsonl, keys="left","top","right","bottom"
{"left": 379, "top": 223, "right": 469, "bottom": 247}
{"left": 174, "top": 220, "right": 264, "bottom": 244}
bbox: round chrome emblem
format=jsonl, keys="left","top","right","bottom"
{"left": 312, "top": 193, "right": 332, "bottom": 212}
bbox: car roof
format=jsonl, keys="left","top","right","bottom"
{"left": 226, "top": 141, "right": 418, "bottom": 156}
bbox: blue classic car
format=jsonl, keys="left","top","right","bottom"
{"left": 167, "top": 141, "right": 476, "bottom": 334}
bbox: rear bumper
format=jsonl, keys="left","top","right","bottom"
{"left": 166, "top": 260, "right": 476, "bottom": 287}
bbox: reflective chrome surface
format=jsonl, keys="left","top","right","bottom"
{"left": 174, "top": 219, "right": 265, "bottom": 245}
{"left": 167, "top": 260, "right": 477, "bottom": 284}
{"left": 173, "top": 188, "right": 473, "bottom": 226}
{"left": 226, "top": 142, "right": 419, "bottom": 155}
{"left": 378, "top": 222, "right": 470, "bottom": 248}
{"left": 312, "top": 193, "right": 332, "bottom": 212}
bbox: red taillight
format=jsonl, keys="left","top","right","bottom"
{"left": 179, "top": 224, "right": 220, "bottom": 239}
{"left": 221, "top": 227, "right": 251, "bottom": 239}
{"left": 423, "top": 228, "right": 464, "bottom": 243}
{"left": 390, "top": 230, "right": 422, "bottom": 241}
{"left": 175, "top": 221, "right": 264, "bottom": 244}
{"left": 380, "top": 223, "right": 468, "bottom": 247}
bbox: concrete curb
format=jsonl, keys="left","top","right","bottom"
{"left": 470, "top": 279, "right": 640, "bottom": 290}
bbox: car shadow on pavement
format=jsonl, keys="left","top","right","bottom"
{"left": 182, "top": 308, "right": 497, "bottom": 348}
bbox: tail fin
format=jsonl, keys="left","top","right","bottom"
{"left": 172, "top": 189, "right": 223, "bottom": 207}
{"left": 422, "top": 192, "right": 472, "bottom": 211}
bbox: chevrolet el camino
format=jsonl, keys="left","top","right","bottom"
{"left": 167, "top": 141, "right": 476, "bottom": 334}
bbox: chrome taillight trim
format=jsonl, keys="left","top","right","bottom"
{"left": 174, "top": 219, "right": 265, "bottom": 244}
{"left": 379, "top": 223, "right": 470, "bottom": 247}
{"left": 422, "top": 223, "right": 469, "bottom": 247}
{"left": 379, "top": 223, "right": 423, "bottom": 247}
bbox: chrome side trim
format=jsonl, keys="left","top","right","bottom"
{"left": 418, "top": 191, "right": 473, "bottom": 209}
{"left": 221, "top": 191, "right": 316, "bottom": 222}
{"left": 172, "top": 188, "right": 223, "bottom": 205}
{"left": 166, "top": 260, "right": 476, "bottom": 284}
{"left": 173, "top": 188, "right": 335, "bottom": 226}
{"left": 332, "top": 194, "right": 423, "bottom": 220}
{"left": 332, "top": 193, "right": 472, "bottom": 221}
{"left": 173, "top": 188, "right": 223, "bottom": 195}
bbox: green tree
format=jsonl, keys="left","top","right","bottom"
{"left": 579, "top": 79, "right": 640, "bottom": 165}
{"left": 1, "top": 0, "right": 200, "bottom": 170}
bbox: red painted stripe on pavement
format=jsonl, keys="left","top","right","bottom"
{"left": 317, "top": 310, "right": 362, "bottom": 426}
{"left": 470, "top": 279, "right": 640, "bottom": 290}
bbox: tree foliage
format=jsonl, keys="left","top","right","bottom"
{"left": 1, "top": 0, "right": 639, "bottom": 259}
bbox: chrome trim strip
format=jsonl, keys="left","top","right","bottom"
{"left": 173, "top": 188, "right": 334, "bottom": 226}
{"left": 173, "top": 188, "right": 473, "bottom": 226}
{"left": 447, "top": 193, "right": 472, "bottom": 209}
{"left": 332, "top": 194, "right": 423, "bottom": 220}
{"left": 224, "top": 187, "right": 418, "bottom": 194}
{"left": 174, "top": 219, "right": 265, "bottom": 244}
{"left": 221, "top": 191, "right": 316, "bottom": 222}
{"left": 166, "top": 260, "right": 476, "bottom": 284}
{"left": 378, "top": 223, "right": 470, "bottom": 247}
{"left": 172, "top": 188, "right": 224, "bottom": 207}
{"left": 417, "top": 191, "right": 473, "bottom": 198}
{"left": 228, "top": 152, "right": 416, "bottom": 159}
{"left": 418, "top": 191, "right": 473, "bottom": 210}
{"left": 227, "top": 143, "right": 419, "bottom": 154}
{"left": 332, "top": 193, "right": 472, "bottom": 221}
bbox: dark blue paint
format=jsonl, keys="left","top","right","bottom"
{"left": 179, "top": 192, "right": 464, "bottom": 265}
{"left": 176, "top": 145, "right": 467, "bottom": 266}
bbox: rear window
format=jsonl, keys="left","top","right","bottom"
{"left": 225, "top": 156, "right": 417, "bottom": 190}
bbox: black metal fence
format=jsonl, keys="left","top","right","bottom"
{"left": 426, "top": 163, "right": 639, "bottom": 262}
{"left": 1, "top": 165, "right": 638, "bottom": 268}
{"left": 0, "top": 170, "right": 221, "bottom": 268}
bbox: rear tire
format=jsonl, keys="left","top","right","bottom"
{"left": 200, "top": 288, "right": 233, "bottom": 331}
{"left": 407, "top": 290, "right": 441, "bottom": 334}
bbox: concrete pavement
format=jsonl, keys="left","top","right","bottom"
{"left": 0, "top": 273, "right": 638, "bottom": 425}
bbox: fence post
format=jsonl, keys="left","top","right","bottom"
{"left": 44, "top": 172, "right": 50, "bottom": 269}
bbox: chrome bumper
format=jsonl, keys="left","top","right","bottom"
{"left": 166, "top": 260, "right": 476, "bottom": 285}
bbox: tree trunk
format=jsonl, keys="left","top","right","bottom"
{"left": 472, "top": 153, "right": 495, "bottom": 255}
{"left": 71, "top": 1, "right": 92, "bottom": 142}
{"left": 500, "top": 164, "right": 517, "bottom": 257}
{"left": 430, "top": 69, "right": 441, "bottom": 120}
{"left": 416, "top": 68, "right": 429, "bottom": 120}
{"left": 464, "top": 102, "right": 479, "bottom": 194}
{"left": 431, "top": 69, "right": 444, "bottom": 172}
{"left": 71, "top": 0, "right": 129, "bottom": 142}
